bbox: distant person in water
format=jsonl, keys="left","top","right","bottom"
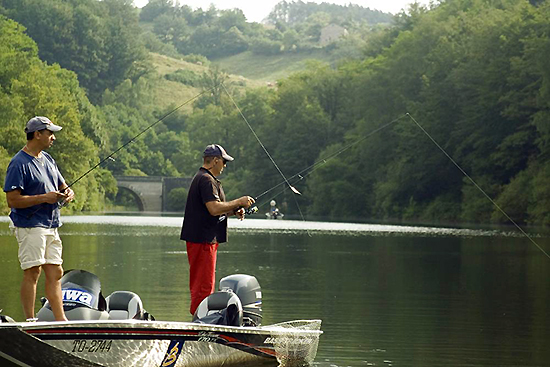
{"left": 4, "top": 116, "right": 75, "bottom": 321}
{"left": 180, "top": 144, "right": 255, "bottom": 315}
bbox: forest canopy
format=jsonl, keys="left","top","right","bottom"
{"left": 1, "top": 0, "right": 550, "bottom": 226}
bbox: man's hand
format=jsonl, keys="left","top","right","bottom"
{"left": 43, "top": 191, "right": 67, "bottom": 204}
{"left": 238, "top": 196, "right": 255, "bottom": 208}
{"left": 63, "top": 187, "right": 75, "bottom": 203}
{"left": 234, "top": 207, "right": 246, "bottom": 220}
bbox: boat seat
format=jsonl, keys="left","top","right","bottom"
{"left": 106, "top": 291, "right": 144, "bottom": 320}
{"left": 193, "top": 290, "right": 243, "bottom": 327}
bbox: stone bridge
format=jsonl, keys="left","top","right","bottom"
{"left": 114, "top": 176, "right": 191, "bottom": 212}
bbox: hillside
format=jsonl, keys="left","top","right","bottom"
{"left": 211, "top": 49, "right": 336, "bottom": 82}
{"left": 149, "top": 53, "right": 266, "bottom": 109}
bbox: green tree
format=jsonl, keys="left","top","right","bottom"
{"left": 0, "top": 15, "right": 106, "bottom": 212}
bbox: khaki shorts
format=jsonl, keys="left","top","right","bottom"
{"left": 14, "top": 227, "right": 63, "bottom": 270}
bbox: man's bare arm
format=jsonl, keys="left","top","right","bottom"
{"left": 205, "top": 196, "right": 255, "bottom": 216}
{"left": 6, "top": 189, "right": 66, "bottom": 209}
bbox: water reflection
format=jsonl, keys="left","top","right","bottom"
{"left": 1, "top": 216, "right": 549, "bottom": 367}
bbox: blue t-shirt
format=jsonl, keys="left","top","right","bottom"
{"left": 3, "top": 150, "right": 66, "bottom": 228}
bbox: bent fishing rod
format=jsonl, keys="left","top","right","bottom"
{"left": 253, "top": 111, "right": 550, "bottom": 259}
{"left": 221, "top": 83, "right": 305, "bottom": 221}
{"left": 27, "top": 87, "right": 212, "bottom": 219}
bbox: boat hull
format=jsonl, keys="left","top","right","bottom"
{"left": 0, "top": 319, "right": 321, "bottom": 367}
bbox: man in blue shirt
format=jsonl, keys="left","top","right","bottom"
{"left": 4, "top": 116, "right": 75, "bottom": 322}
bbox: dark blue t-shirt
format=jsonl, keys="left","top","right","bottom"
{"left": 3, "top": 150, "right": 65, "bottom": 228}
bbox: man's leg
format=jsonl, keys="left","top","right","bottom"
{"left": 187, "top": 242, "right": 218, "bottom": 315}
{"left": 21, "top": 266, "right": 41, "bottom": 320}
{"left": 43, "top": 264, "right": 68, "bottom": 321}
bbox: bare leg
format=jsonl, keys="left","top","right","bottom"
{"left": 43, "top": 264, "right": 68, "bottom": 321}
{"left": 21, "top": 266, "right": 41, "bottom": 320}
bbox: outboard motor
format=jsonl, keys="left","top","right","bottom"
{"left": 193, "top": 274, "right": 262, "bottom": 327}
{"left": 37, "top": 269, "right": 109, "bottom": 321}
{"left": 220, "top": 274, "right": 262, "bottom": 327}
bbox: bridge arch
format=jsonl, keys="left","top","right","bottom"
{"left": 114, "top": 186, "right": 145, "bottom": 211}
{"left": 113, "top": 176, "right": 192, "bottom": 212}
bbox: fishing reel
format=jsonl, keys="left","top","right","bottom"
{"left": 245, "top": 206, "right": 258, "bottom": 215}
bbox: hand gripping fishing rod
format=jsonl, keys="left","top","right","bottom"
{"left": 27, "top": 87, "right": 212, "bottom": 218}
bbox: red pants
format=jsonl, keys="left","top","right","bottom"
{"left": 186, "top": 241, "right": 218, "bottom": 315}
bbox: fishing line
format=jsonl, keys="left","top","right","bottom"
{"left": 407, "top": 113, "right": 550, "bottom": 260}
{"left": 66, "top": 88, "right": 212, "bottom": 189}
{"left": 220, "top": 83, "right": 301, "bottom": 196}
{"left": 28, "top": 87, "right": 212, "bottom": 218}
{"left": 254, "top": 114, "right": 409, "bottom": 201}
{"left": 220, "top": 83, "right": 309, "bottom": 230}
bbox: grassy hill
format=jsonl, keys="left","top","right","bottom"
{"left": 210, "top": 49, "right": 337, "bottom": 82}
{"left": 149, "top": 52, "right": 267, "bottom": 110}
{"left": 149, "top": 49, "right": 338, "bottom": 109}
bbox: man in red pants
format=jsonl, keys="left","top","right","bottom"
{"left": 180, "top": 144, "right": 255, "bottom": 315}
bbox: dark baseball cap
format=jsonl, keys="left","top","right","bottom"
{"left": 203, "top": 144, "right": 234, "bottom": 162}
{"left": 25, "top": 116, "right": 62, "bottom": 133}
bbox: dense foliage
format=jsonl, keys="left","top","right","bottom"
{"left": 0, "top": 0, "right": 149, "bottom": 103}
{"left": 140, "top": 0, "right": 392, "bottom": 58}
{"left": 190, "top": 0, "right": 550, "bottom": 226}
{"left": 260, "top": 0, "right": 550, "bottom": 225}
{"left": 1, "top": 0, "right": 550, "bottom": 226}
{"left": 0, "top": 15, "right": 108, "bottom": 213}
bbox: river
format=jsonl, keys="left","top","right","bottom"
{"left": 1, "top": 215, "right": 549, "bottom": 366}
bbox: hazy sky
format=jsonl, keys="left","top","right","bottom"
{"left": 132, "top": 1, "right": 430, "bottom": 23}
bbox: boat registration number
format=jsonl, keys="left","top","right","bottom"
{"left": 72, "top": 339, "right": 113, "bottom": 353}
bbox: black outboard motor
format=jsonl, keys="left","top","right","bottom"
{"left": 37, "top": 269, "right": 109, "bottom": 321}
{"left": 193, "top": 274, "right": 262, "bottom": 327}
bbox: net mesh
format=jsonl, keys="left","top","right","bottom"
{"left": 268, "top": 320, "right": 322, "bottom": 367}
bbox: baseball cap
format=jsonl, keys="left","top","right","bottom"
{"left": 203, "top": 144, "right": 234, "bottom": 162}
{"left": 25, "top": 116, "right": 62, "bottom": 133}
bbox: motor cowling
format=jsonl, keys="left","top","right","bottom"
{"left": 193, "top": 274, "right": 262, "bottom": 327}
{"left": 36, "top": 269, "right": 153, "bottom": 321}
{"left": 220, "top": 274, "right": 262, "bottom": 327}
{"left": 37, "top": 269, "right": 109, "bottom": 321}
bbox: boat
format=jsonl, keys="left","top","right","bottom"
{"left": 0, "top": 270, "right": 322, "bottom": 367}
{"left": 266, "top": 200, "right": 284, "bottom": 220}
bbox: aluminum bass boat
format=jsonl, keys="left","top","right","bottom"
{"left": 0, "top": 270, "right": 322, "bottom": 367}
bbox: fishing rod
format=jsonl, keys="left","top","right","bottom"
{"left": 248, "top": 111, "right": 550, "bottom": 260}
{"left": 253, "top": 114, "right": 409, "bottom": 202}
{"left": 221, "top": 83, "right": 305, "bottom": 219}
{"left": 27, "top": 87, "right": 212, "bottom": 218}
{"left": 65, "top": 88, "right": 211, "bottom": 190}
{"left": 221, "top": 83, "right": 301, "bottom": 197}
{"left": 241, "top": 114, "right": 408, "bottom": 217}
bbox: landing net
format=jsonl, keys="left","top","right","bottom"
{"left": 268, "top": 319, "right": 322, "bottom": 367}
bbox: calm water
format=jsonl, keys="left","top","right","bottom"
{"left": 1, "top": 216, "right": 550, "bottom": 367}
